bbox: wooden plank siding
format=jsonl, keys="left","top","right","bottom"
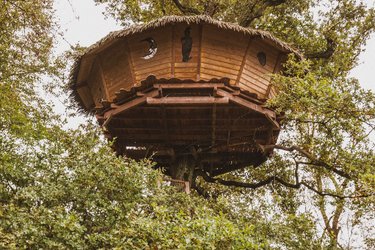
{"left": 88, "top": 59, "right": 106, "bottom": 107}
{"left": 84, "top": 24, "right": 287, "bottom": 105}
{"left": 128, "top": 26, "right": 173, "bottom": 83}
{"left": 238, "top": 39, "right": 280, "bottom": 98}
{"left": 200, "top": 24, "right": 248, "bottom": 85}
{"left": 95, "top": 39, "right": 134, "bottom": 101}
{"left": 173, "top": 23, "right": 200, "bottom": 80}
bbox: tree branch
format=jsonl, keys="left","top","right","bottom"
{"left": 197, "top": 169, "right": 374, "bottom": 199}
{"left": 305, "top": 36, "right": 337, "bottom": 59}
{"left": 203, "top": 2, "right": 219, "bottom": 16}
{"left": 239, "top": 0, "right": 286, "bottom": 27}
{"left": 261, "top": 144, "right": 351, "bottom": 179}
{"left": 197, "top": 168, "right": 301, "bottom": 189}
{"left": 171, "top": 0, "right": 201, "bottom": 15}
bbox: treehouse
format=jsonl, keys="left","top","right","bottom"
{"left": 69, "top": 16, "right": 300, "bottom": 184}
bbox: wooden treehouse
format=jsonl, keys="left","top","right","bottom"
{"left": 69, "top": 16, "right": 300, "bottom": 185}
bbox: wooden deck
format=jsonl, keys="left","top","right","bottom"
{"left": 95, "top": 78, "right": 281, "bottom": 174}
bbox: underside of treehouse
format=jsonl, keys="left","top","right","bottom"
{"left": 70, "top": 16, "right": 298, "bottom": 178}
{"left": 95, "top": 77, "right": 282, "bottom": 175}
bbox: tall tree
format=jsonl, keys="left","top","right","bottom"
{"left": 0, "top": 0, "right": 322, "bottom": 249}
{"left": 94, "top": 0, "right": 375, "bottom": 248}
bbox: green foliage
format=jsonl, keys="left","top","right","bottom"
{"left": 1, "top": 0, "right": 375, "bottom": 248}
{"left": 93, "top": 0, "right": 375, "bottom": 248}
{"left": 1, "top": 123, "right": 321, "bottom": 249}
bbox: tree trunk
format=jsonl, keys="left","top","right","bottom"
{"left": 171, "top": 155, "right": 195, "bottom": 182}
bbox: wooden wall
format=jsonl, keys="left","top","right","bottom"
{"left": 200, "top": 24, "right": 248, "bottom": 85}
{"left": 78, "top": 24, "right": 287, "bottom": 107}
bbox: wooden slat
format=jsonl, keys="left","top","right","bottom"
{"left": 153, "top": 83, "right": 225, "bottom": 89}
{"left": 245, "top": 55, "right": 275, "bottom": 72}
{"left": 203, "top": 25, "right": 248, "bottom": 47}
{"left": 110, "top": 125, "right": 269, "bottom": 132}
{"left": 237, "top": 84, "right": 263, "bottom": 97}
{"left": 252, "top": 39, "right": 280, "bottom": 58}
{"left": 197, "top": 24, "right": 203, "bottom": 81}
{"left": 236, "top": 38, "right": 253, "bottom": 85}
{"left": 171, "top": 25, "right": 175, "bottom": 77}
{"left": 240, "top": 72, "right": 269, "bottom": 92}
{"left": 103, "top": 89, "right": 159, "bottom": 118}
{"left": 201, "top": 49, "right": 242, "bottom": 63}
{"left": 135, "top": 68, "right": 172, "bottom": 81}
{"left": 113, "top": 133, "right": 229, "bottom": 141}
{"left": 203, "top": 39, "right": 246, "bottom": 57}
{"left": 147, "top": 96, "right": 229, "bottom": 105}
{"left": 174, "top": 67, "right": 197, "bottom": 73}
{"left": 135, "top": 63, "right": 172, "bottom": 75}
{"left": 242, "top": 67, "right": 271, "bottom": 83}
{"left": 200, "top": 57, "right": 241, "bottom": 71}
{"left": 245, "top": 63, "right": 274, "bottom": 78}
{"left": 211, "top": 103, "right": 217, "bottom": 146}
{"left": 125, "top": 39, "right": 136, "bottom": 86}
{"left": 98, "top": 59, "right": 110, "bottom": 100}
{"left": 88, "top": 60, "right": 105, "bottom": 106}
{"left": 132, "top": 52, "right": 172, "bottom": 67}
{"left": 200, "top": 63, "right": 239, "bottom": 76}
{"left": 200, "top": 73, "right": 236, "bottom": 84}
{"left": 216, "top": 89, "right": 275, "bottom": 118}
{"left": 200, "top": 68, "right": 237, "bottom": 80}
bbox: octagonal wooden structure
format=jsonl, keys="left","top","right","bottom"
{"left": 69, "top": 16, "right": 300, "bottom": 177}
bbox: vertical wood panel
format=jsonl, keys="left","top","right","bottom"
{"left": 197, "top": 24, "right": 203, "bottom": 81}
{"left": 200, "top": 24, "right": 247, "bottom": 84}
{"left": 99, "top": 39, "right": 134, "bottom": 100}
{"left": 173, "top": 23, "right": 199, "bottom": 80}
{"left": 128, "top": 26, "right": 173, "bottom": 82}
{"left": 238, "top": 39, "right": 280, "bottom": 97}
{"left": 236, "top": 38, "right": 253, "bottom": 85}
{"left": 97, "top": 58, "right": 110, "bottom": 100}
{"left": 125, "top": 39, "right": 136, "bottom": 87}
{"left": 88, "top": 59, "right": 105, "bottom": 107}
{"left": 171, "top": 25, "right": 175, "bottom": 77}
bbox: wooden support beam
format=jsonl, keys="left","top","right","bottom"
{"left": 216, "top": 89, "right": 276, "bottom": 118}
{"left": 211, "top": 103, "right": 217, "bottom": 149}
{"left": 153, "top": 83, "right": 225, "bottom": 89}
{"left": 74, "top": 81, "right": 88, "bottom": 89}
{"left": 265, "top": 113, "right": 280, "bottom": 129}
{"left": 161, "top": 105, "right": 169, "bottom": 144}
{"left": 113, "top": 134, "right": 228, "bottom": 141}
{"left": 102, "top": 113, "right": 113, "bottom": 131}
{"left": 146, "top": 96, "right": 229, "bottom": 105}
{"left": 109, "top": 125, "right": 272, "bottom": 133}
{"left": 103, "top": 89, "right": 159, "bottom": 118}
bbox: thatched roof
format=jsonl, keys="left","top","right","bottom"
{"left": 68, "top": 15, "right": 302, "bottom": 111}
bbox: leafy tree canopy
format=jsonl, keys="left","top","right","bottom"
{"left": 0, "top": 0, "right": 374, "bottom": 249}
{"left": 94, "top": 0, "right": 375, "bottom": 248}
{"left": 0, "top": 0, "right": 320, "bottom": 249}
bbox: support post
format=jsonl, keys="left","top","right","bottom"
{"left": 170, "top": 155, "right": 196, "bottom": 193}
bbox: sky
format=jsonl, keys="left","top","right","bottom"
{"left": 54, "top": 0, "right": 121, "bottom": 53}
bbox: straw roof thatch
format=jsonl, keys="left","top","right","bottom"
{"left": 69, "top": 15, "right": 302, "bottom": 111}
